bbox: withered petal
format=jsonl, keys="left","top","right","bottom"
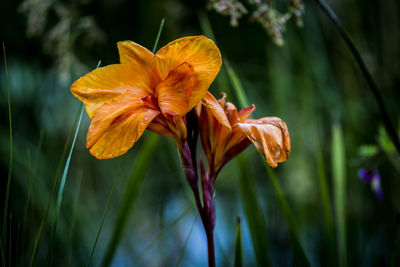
{"left": 238, "top": 117, "right": 290, "bottom": 168}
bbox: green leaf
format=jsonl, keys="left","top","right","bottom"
{"left": 266, "top": 167, "right": 310, "bottom": 267}
{"left": 332, "top": 119, "right": 347, "bottom": 267}
{"left": 101, "top": 133, "right": 160, "bottom": 267}
{"left": 238, "top": 156, "right": 271, "bottom": 267}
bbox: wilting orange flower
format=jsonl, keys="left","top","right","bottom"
{"left": 71, "top": 36, "right": 221, "bottom": 159}
{"left": 199, "top": 92, "right": 290, "bottom": 176}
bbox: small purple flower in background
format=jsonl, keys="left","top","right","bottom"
{"left": 357, "top": 168, "right": 383, "bottom": 200}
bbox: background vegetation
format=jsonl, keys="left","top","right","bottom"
{"left": 1, "top": 0, "right": 400, "bottom": 266}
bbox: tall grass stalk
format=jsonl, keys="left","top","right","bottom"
{"left": 67, "top": 171, "right": 83, "bottom": 265}
{"left": 101, "top": 133, "right": 160, "bottom": 266}
{"left": 8, "top": 214, "right": 12, "bottom": 267}
{"left": 224, "top": 61, "right": 248, "bottom": 108}
{"left": 233, "top": 216, "right": 243, "bottom": 267}
{"left": 86, "top": 160, "right": 122, "bottom": 267}
{"left": 47, "top": 103, "right": 84, "bottom": 265}
{"left": 266, "top": 167, "right": 310, "bottom": 266}
{"left": 238, "top": 156, "right": 271, "bottom": 267}
{"left": 2, "top": 43, "right": 13, "bottom": 258}
{"left": 176, "top": 217, "right": 197, "bottom": 267}
{"left": 316, "top": 0, "right": 400, "bottom": 154}
{"left": 29, "top": 103, "right": 84, "bottom": 266}
{"left": 332, "top": 119, "right": 347, "bottom": 267}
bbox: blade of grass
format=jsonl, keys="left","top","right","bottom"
{"left": 2, "top": 43, "right": 13, "bottom": 257}
{"left": 29, "top": 103, "right": 83, "bottom": 266}
{"left": 224, "top": 60, "right": 249, "bottom": 108}
{"left": 227, "top": 59, "right": 270, "bottom": 266}
{"left": 47, "top": 60, "right": 101, "bottom": 265}
{"left": 152, "top": 18, "right": 165, "bottom": 53}
{"left": 238, "top": 156, "right": 271, "bottom": 267}
{"left": 198, "top": 11, "right": 231, "bottom": 95}
{"left": 86, "top": 160, "right": 122, "bottom": 267}
{"left": 176, "top": 217, "right": 197, "bottom": 267}
{"left": 316, "top": 146, "right": 335, "bottom": 248}
{"left": 266, "top": 167, "right": 310, "bottom": 267}
{"left": 0, "top": 239, "right": 4, "bottom": 267}
{"left": 332, "top": 118, "right": 347, "bottom": 267}
{"left": 101, "top": 133, "right": 160, "bottom": 267}
{"left": 101, "top": 18, "right": 165, "bottom": 266}
{"left": 67, "top": 171, "right": 83, "bottom": 266}
{"left": 234, "top": 216, "right": 243, "bottom": 267}
{"left": 316, "top": 0, "right": 400, "bottom": 155}
{"left": 8, "top": 214, "right": 11, "bottom": 267}
{"left": 47, "top": 103, "right": 84, "bottom": 265}
{"left": 21, "top": 132, "right": 44, "bottom": 265}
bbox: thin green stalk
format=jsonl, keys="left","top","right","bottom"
{"left": 238, "top": 156, "right": 271, "bottom": 267}
{"left": 101, "top": 133, "right": 160, "bottom": 267}
{"left": 266, "top": 167, "right": 310, "bottom": 267}
{"left": 21, "top": 132, "right": 44, "bottom": 265}
{"left": 176, "top": 217, "right": 197, "bottom": 267}
{"left": 2, "top": 42, "right": 13, "bottom": 253}
{"left": 316, "top": 0, "right": 400, "bottom": 154}
{"left": 0, "top": 239, "right": 4, "bottom": 267}
{"left": 224, "top": 60, "right": 249, "bottom": 108}
{"left": 233, "top": 216, "right": 243, "bottom": 267}
{"left": 29, "top": 104, "right": 83, "bottom": 266}
{"left": 47, "top": 104, "right": 84, "bottom": 265}
{"left": 47, "top": 60, "right": 101, "bottom": 265}
{"left": 332, "top": 119, "right": 347, "bottom": 267}
{"left": 86, "top": 160, "right": 122, "bottom": 267}
{"left": 152, "top": 18, "right": 165, "bottom": 53}
{"left": 67, "top": 171, "right": 83, "bottom": 266}
{"left": 8, "top": 214, "right": 12, "bottom": 267}
{"left": 316, "top": 147, "right": 335, "bottom": 244}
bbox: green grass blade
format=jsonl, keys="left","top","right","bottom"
{"left": 152, "top": 18, "right": 165, "bottom": 53}
{"left": 238, "top": 156, "right": 271, "bottom": 267}
{"left": 234, "top": 216, "right": 243, "bottom": 267}
{"left": 29, "top": 105, "right": 82, "bottom": 267}
{"left": 47, "top": 103, "right": 84, "bottom": 264}
{"left": 101, "top": 133, "right": 160, "bottom": 267}
{"left": 316, "top": 146, "right": 335, "bottom": 253}
{"left": 0, "top": 234, "right": 4, "bottom": 267}
{"left": 198, "top": 11, "right": 231, "bottom": 95}
{"left": 176, "top": 217, "right": 197, "bottom": 267}
{"left": 266, "top": 167, "right": 310, "bottom": 267}
{"left": 67, "top": 171, "right": 83, "bottom": 266}
{"left": 332, "top": 119, "right": 347, "bottom": 267}
{"left": 86, "top": 160, "right": 122, "bottom": 267}
{"left": 224, "top": 60, "right": 249, "bottom": 108}
{"left": 2, "top": 43, "right": 13, "bottom": 253}
{"left": 8, "top": 214, "right": 11, "bottom": 267}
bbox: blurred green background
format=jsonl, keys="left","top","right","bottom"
{"left": 1, "top": 0, "right": 400, "bottom": 266}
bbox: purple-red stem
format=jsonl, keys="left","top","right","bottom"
{"left": 179, "top": 141, "right": 216, "bottom": 267}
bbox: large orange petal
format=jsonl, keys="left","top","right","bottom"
{"left": 86, "top": 91, "right": 160, "bottom": 159}
{"left": 71, "top": 64, "right": 153, "bottom": 118}
{"left": 238, "top": 117, "right": 290, "bottom": 168}
{"left": 154, "top": 36, "right": 222, "bottom": 116}
{"left": 117, "top": 40, "right": 154, "bottom": 67}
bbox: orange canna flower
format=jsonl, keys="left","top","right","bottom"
{"left": 199, "top": 92, "right": 290, "bottom": 176}
{"left": 71, "top": 36, "right": 222, "bottom": 159}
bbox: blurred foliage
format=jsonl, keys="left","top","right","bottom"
{"left": 1, "top": 0, "right": 400, "bottom": 266}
